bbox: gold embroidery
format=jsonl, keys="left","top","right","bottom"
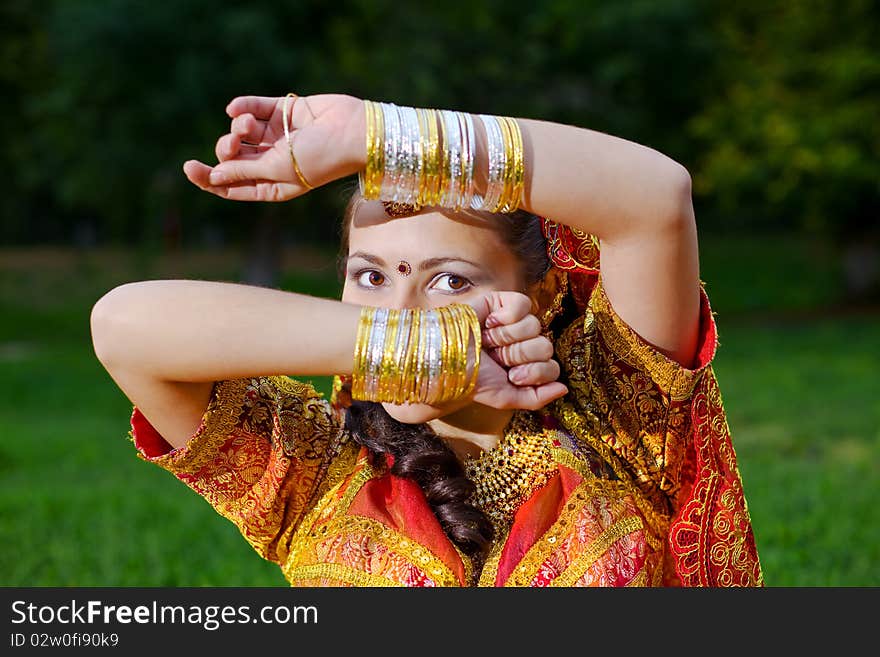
{"left": 477, "top": 526, "right": 512, "bottom": 587}
{"left": 284, "top": 460, "right": 376, "bottom": 579}
{"left": 307, "top": 439, "right": 361, "bottom": 510}
{"left": 325, "top": 515, "right": 460, "bottom": 587}
{"left": 668, "top": 369, "right": 764, "bottom": 586}
{"left": 287, "top": 563, "right": 401, "bottom": 587}
{"left": 285, "top": 459, "right": 464, "bottom": 587}
{"left": 555, "top": 399, "right": 633, "bottom": 490}
{"left": 550, "top": 446, "right": 596, "bottom": 480}
{"left": 137, "top": 378, "right": 252, "bottom": 474}
{"left": 626, "top": 565, "right": 649, "bottom": 587}
{"left": 337, "top": 459, "right": 377, "bottom": 513}
{"left": 555, "top": 400, "right": 669, "bottom": 548}
{"left": 505, "top": 478, "right": 647, "bottom": 587}
{"left": 552, "top": 272, "right": 705, "bottom": 509}
{"left": 536, "top": 268, "right": 570, "bottom": 337}
{"left": 591, "top": 274, "right": 704, "bottom": 401}
{"left": 551, "top": 515, "right": 643, "bottom": 587}
{"left": 651, "top": 559, "right": 666, "bottom": 586}
{"left": 451, "top": 543, "right": 476, "bottom": 587}
{"left": 504, "top": 478, "right": 606, "bottom": 586}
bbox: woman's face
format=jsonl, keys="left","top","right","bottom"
{"left": 340, "top": 199, "right": 527, "bottom": 423}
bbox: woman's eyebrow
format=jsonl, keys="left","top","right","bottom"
{"left": 347, "top": 252, "right": 485, "bottom": 272}
{"left": 347, "top": 251, "right": 385, "bottom": 267}
{"left": 418, "top": 256, "right": 485, "bottom": 271}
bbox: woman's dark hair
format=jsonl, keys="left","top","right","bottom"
{"left": 336, "top": 189, "right": 552, "bottom": 562}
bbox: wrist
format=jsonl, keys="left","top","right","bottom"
{"left": 341, "top": 97, "right": 368, "bottom": 175}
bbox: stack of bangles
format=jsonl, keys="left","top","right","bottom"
{"left": 358, "top": 100, "right": 525, "bottom": 214}
{"left": 351, "top": 304, "right": 481, "bottom": 404}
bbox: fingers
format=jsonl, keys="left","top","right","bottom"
{"left": 182, "top": 160, "right": 299, "bottom": 202}
{"left": 182, "top": 160, "right": 214, "bottom": 190}
{"left": 226, "top": 96, "right": 280, "bottom": 121}
{"left": 488, "top": 336, "right": 554, "bottom": 369}
{"left": 208, "top": 153, "right": 281, "bottom": 186}
{"left": 482, "top": 314, "right": 542, "bottom": 349}
{"left": 230, "top": 113, "right": 269, "bottom": 145}
{"left": 483, "top": 291, "right": 533, "bottom": 329}
{"left": 484, "top": 381, "right": 568, "bottom": 411}
{"left": 507, "top": 357, "right": 561, "bottom": 385}
{"left": 506, "top": 382, "right": 569, "bottom": 411}
{"left": 465, "top": 296, "right": 493, "bottom": 327}
{"left": 215, "top": 133, "right": 241, "bottom": 162}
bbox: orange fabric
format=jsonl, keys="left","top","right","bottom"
{"left": 347, "top": 459, "right": 469, "bottom": 586}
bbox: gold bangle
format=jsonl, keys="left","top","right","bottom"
{"left": 497, "top": 116, "right": 517, "bottom": 212}
{"left": 361, "top": 100, "right": 385, "bottom": 199}
{"left": 350, "top": 304, "right": 478, "bottom": 404}
{"left": 448, "top": 305, "right": 471, "bottom": 398}
{"left": 379, "top": 308, "right": 400, "bottom": 402}
{"left": 431, "top": 305, "right": 449, "bottom": 402}
{"left": 427, "top": 108, "right": 442, "bottom": 205}
{"left": 398, "top": 308, "right": 421, "bottom": 404}
{"left": 351, "top": 306, "right": 374, "bottom": 400}
{"left": 282, "top": 93, "right": 315, "bottom": 190}
{"left": 503, "top": 116, "right": 525, "bottom": 212}
{"left": 416, "top": 107, "right": 431, "bottom": 207}
{"left": 458, "top": 304, "right": 481, "bottom": 398}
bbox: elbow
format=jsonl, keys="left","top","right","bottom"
{"left": 90, "top": 282, "right": 142, "bottom": 369}
{"left": 666, "top": 163, "right": 695, "bottom": 231}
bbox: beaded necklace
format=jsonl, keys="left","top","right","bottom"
{"left": 463, "top": 422, "right": 557, "bottom": 530}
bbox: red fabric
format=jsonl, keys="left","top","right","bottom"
{"left": 493, "top": 466, "right": 583, "bottom": 586}
{"left": 130, "top": 406, "right": 174, "bottom": 458}
{"left": 541, "top": 220, "right": 762, "bottom": 587}
{"left": 348, "top": 456, "right": 469, "bottom": 586}
{"left": 669, "top": 369, "right": 763, "bottom": 586}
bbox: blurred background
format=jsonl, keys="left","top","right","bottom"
{"left": 1, "top": 0, "right": 877, "bottom": 586}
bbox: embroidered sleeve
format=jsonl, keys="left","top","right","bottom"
{"left": 553, "top": 274, "right": 718, "bottom": 511}
{"left": 127, "top": 375, "right": 353, "bottom": 564}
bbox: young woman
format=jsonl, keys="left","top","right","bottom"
{"left": 90, "top": 92, "right": 763, "bottom": 586}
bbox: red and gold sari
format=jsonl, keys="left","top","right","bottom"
{"left": 128, "top": 222, "right": 762, "bottom": 587}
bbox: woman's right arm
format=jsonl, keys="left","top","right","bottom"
{"left": 90, "top": 280, "right": 362, "bottom": 449}
{"left": 91, "top": 280, "right": 567, "bottom": 450}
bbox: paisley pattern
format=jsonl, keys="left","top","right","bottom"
{"left": 128, "top": 275, "right": 762, "bottom": 587}
{"left": 540, "top": 219, "right": 601, "bottom": 275}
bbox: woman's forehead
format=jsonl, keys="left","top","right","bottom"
{"left": 348, "top": 204, "right": 505, "bottom": 258}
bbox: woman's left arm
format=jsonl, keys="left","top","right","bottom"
{"left": 515, "top": 118, "right": 701, "bottom": 368}
{"left": 185, "top": 96, "right": 700, "bottom": 367}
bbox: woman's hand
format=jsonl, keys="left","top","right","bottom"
{"left": 182, "top": 93, "right": 366, "bottom": 202}
{"left": 467, "top": 291, "right": 568, "bottom": 411}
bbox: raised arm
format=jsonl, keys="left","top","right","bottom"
{"left": 91, "top": 281, "right": 361, "bottom": 448}
{"left": 186, "top": 94, "right": 701, "bottom": 368}
{"left": 90, "top": 282, "right": 566, "bottom": 448}
{"left": 516, "top": 118, "right": 701, "bottom": 368}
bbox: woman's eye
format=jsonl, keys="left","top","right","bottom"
{"left": 433, "top": 273, "right": 472, "bottom": 293}
{"left": 357, "top": 270, "right": 386, "bottom": 287}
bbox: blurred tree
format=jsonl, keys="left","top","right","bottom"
{"left": 7, "top": 0, "right": 720, "bottom": 286}
{"left": 0, "top": 0, "right": 58, "bottom": 244}
{"left": 6, "top": 0, "right": 875, "bottom": 300}
{"left": 689, "top": 0, "right": 880, "bottom": 300}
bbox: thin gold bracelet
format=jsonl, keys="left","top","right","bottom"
{"left": 282, "top": 93, "right": 315, "bottom": 190}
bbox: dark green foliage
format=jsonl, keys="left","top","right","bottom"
{"left": 5, "top": 2, "right": 876, "bottom": 257}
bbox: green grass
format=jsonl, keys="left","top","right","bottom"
{"left": 0, "top": 236, "right": 877, "bottom": 586}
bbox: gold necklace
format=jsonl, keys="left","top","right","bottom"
{"left": 463, "top": 423, "right": 556, "bottom": 529}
